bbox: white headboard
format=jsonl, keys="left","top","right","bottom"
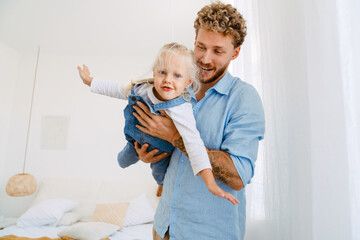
{"left": 31, "top": 177, "right": 159, "bottom": 221}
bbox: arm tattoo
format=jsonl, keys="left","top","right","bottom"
{"left": 172, "top": 136, "right": 244, "bottom": 190}
{"left": 173, "top": 136, "right": 188, "bottom": 158}
{"left": 207, "top": 149, "right": 232, "bottom": 185}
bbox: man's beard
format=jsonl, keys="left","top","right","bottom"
{"left": 199, "top": 63, "right": 228, "bottom": 85}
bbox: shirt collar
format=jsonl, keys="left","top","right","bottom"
{"left": 211, "top": 71, "right": 237, "bottom": 95}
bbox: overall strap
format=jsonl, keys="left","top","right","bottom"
{"left": 131, "top": 84, "right": 195, "bottom": 112}
{"left": 152, "top": 95, "right": 187, "bottom": 111}
{"left": 131, "top": 84, "right": 136, "bottom": 95}
{"left": 153, "top": 88, "right": 197, "bottom": 111}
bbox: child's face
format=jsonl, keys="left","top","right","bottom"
{"left": 153, "top": 53, "right": 192, "bottom": 101}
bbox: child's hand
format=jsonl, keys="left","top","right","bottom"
{"left": 77, "top": 64, "right": 93, "bottom": 86}
{"left": 199, "top": 168, "right": 239, "bottom": 205}
{"left": 222, "top": 192, "right": 240, "bottom": 205}
{"left": 207, "top": 184, "right": 239, "bottom": 205}
{"left": 200, "top": 169, "right": 239, "bottom": 205}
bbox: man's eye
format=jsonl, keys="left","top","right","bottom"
{"left": 197, "top": 45, "right": 205, "bottom": 50}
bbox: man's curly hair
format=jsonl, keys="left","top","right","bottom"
{"left": 194, "top": 2, "right": 247, "bottom": 48}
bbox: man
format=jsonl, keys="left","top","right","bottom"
{"left": 133, "top": 2, "right": 265, "bottom": 239}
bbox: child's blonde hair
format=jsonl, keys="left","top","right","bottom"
{"left": 125, "top": 42, "right": 200, "bottom": 94}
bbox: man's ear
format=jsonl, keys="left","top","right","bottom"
{"left": 194, "top": 36, "right": 197, "bottom": 47}
{"left": 231, "top": 46, "right": 241, "bottom": 60}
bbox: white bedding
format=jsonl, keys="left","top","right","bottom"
{"left": 0, "top": 223, "right": 153, "bottom": 240}
{"left": 0, "top": 225, "right": 67, "bottom": 238}
{"left": 110, "top": 223, "right": 153, "bottom": 240}
{"left": 0, "top": 178, "right": 157, "bottom": 240}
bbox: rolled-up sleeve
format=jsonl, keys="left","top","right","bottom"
{"left": 221, "top": 85, "right": 265, "bottom": 185}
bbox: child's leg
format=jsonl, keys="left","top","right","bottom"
{"left": 200, "top": 169, "right": 239, "bottom": 205}
{"left": 156, "top": 185, "right": 163, "bottom": 197}
{"left": 117, "top": 142, "right": 140, "bottom": 168}
{"left": 150, "top": 155, "right": 171, "bottom": 186}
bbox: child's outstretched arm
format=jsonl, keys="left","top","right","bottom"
{"left": 78, "top": 65, "right": 129, "bottom": 100}
{"left": 77, "top": 64, "right": 93, "bottom": 86}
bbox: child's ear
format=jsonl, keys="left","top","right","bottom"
{"left": 186, "top": 79, "right": 193, "bottom": 88}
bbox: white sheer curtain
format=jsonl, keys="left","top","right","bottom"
{"left": 232, "top": 0, "right": 360, "bottom": 239}
{"left": 337, "top": 1, "right": 360, "bottom": 239}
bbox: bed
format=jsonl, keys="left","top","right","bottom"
{"left": 0, "top": 177, "right": 159, "bottom": 240}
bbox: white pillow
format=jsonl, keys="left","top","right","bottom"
{"left": 123, "top": 194, "right": 155, "bottom": 227}
{"left": 17, "top": 198, "right": 78, "bottom": 228}
{"left": 72, "top": 203, "right": 97, "bottom": 222}
{"left": 57, "top": 211, "right": 82, "bottom": 226}
{"left": 58, "top": 222, "right": 120, "bottom": 240}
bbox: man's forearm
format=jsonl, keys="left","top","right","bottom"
{"left": 173, "top": 137, "right": 244, "bottom": 191}
{"left": 206, "top": 148, "right": 244, "bottom": 191}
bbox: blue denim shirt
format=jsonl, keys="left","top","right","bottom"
{"left": 153, "top": 72, "right": 265, "bottom": 240}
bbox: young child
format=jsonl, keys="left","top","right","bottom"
{"left": 78, "top": 42, "right": 239, "bottom": 205}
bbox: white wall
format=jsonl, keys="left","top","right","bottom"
{"left": 0, "top": 0, "right": 211, "bottom": 217}
{"left": 0, "top": 46, "right": 42, "bottom": 217}
{"left": 0, "top": 42, "right": 20, "bottom": 191}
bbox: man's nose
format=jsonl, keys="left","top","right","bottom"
{"left": 201, "top": 50, "right": 212, "bottom": 64}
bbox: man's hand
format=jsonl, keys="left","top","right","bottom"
{"left": 132, "top": 101, "right": 178, "bottom": 143}
{"left": 77, "top": 64, "right": 93, "bottom": 86}
{"left": 134, "top": 142, "right": 169, "bottom": 163}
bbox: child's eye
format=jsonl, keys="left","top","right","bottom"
{"left": 159, "top": 70, "right": 166, "bottom": 75}
{"left": 174, "top": 74, "right": 182, "bottom": 78}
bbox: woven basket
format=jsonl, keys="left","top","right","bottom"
{"left": 6, "top": 173, "right": 37, "bottom": 197}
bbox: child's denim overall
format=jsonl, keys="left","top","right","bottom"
{"left": 117, "top": 83, "right": 194, "bottom": 185}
